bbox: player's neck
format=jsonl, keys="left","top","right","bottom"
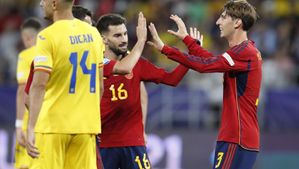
{"left": 53, "top": 9, "right": 74, "bottom": 22}
{"left": 227, "top": 30, "right": 248, "bottom": 48}
{"left": 105, "top": 49, "right": 118, "bottom": 60}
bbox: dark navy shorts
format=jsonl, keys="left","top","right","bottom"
{"left": 213, "top": 141, "right": 258, "bottom": 169}
{"left": 100, "top": 146, "right": 151, "bottom": 169}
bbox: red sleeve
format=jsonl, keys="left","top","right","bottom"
{"left": 103, "top": 60, "right": 116, "bottom": 77}
{"left": 24, "top": 62, "right": 34, "bottom": 94}
{"left": 183, "top": 35, "right": 212, "bottom": 58}
{"left": 139, "top": 58, "right": 188, "bottom": 86}
{"left": 161, "top": 41, "right": 258, "bottom": 73}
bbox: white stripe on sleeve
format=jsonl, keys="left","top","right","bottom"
{"left": 222, "top": 52, "right": 235, "bottom": 66}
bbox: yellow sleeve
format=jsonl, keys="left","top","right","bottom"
{"left": 16, "top": 53, "right": 28, "bottom": 84}
{"left": 34, "top": 32, "right": 53, "bottom": 73}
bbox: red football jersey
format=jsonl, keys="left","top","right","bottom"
{"left": 162, "top": 35, "right": 262, "bottom": 150}
{"left": 100, "top": 57, "right": 188, "bottom": 147}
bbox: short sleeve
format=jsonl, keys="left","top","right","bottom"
{"left": 16, "top": 54, "right": 28, "bottom": 84}
{"left": 34, "top": 32, "right": 53, "bottom": 73}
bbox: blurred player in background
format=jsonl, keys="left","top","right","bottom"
{"left": 148, "top": 0, "right": 261, "bottom": 169}
{"left": 72, "top": 5, "right": 93, "bottom": 25}
{"left": 15, "top": 17, "right": 42, "bottom": 169}
{"left": 96, "top": 13, "right": 189, "bottom": 169}
{"left": 26, "top": 0, "right": 104, "bottom": 169}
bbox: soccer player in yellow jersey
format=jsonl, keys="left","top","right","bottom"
{"left": 26, "top": 0, "right": 105, "bottom": 169}
{"left": 15, "top": 17, "right": 42, "bottom": 169}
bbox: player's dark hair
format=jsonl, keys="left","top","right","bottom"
{"left": 21, "top": 17, "right": 42, "bottom": 31}
{"left": 222, "top": 0, "right": 258, "bottom": 31}
{"left": 96, "top": 13, "right": 127, "bottom": 33}
{"left": 72, "top": 5, "right": 92, "bottom": 20}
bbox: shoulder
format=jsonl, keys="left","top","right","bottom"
{"left": 19, "top": 46, "right": 36, "bottom": 58}
{"left": 18, "top": 49, "right": 28, "bottom": 58}
{"left": 36, "top": 26, "right": 52, "bottom": 43}
{"left": 227, "top": 40, "right": 259, "bottom": 60}
{"left": 103, "top": 58, "right": 112, "bottom": 65}
{"left": 38, "top": 23, "right": 54, "bottom": 36}
{"left": 103, "top": 58, "right": 117, "bottom": 67}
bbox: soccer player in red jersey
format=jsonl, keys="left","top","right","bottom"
{"left": 96, "top": 13, "right": 189, "bottom": 169}
{"left": 148, "top": 1, "right": 262, "bottom": 169}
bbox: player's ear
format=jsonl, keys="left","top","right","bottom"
{"left": 234, "top": 18, "right": 242, "bottom": 29}
{"left": 101, "top": 35, "right": 108, "bottom": 44}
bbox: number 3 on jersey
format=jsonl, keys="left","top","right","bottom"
{"left": 109, "top": 83, "right": 128, "bottom": 101}
{"left": 69, "top": 50, "right": 97, "bottom": 94}
{"left": 215, "top": 152, "right": 224, "bottom": 168}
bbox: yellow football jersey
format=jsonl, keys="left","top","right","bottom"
{"left": 33, "top": 19, "right": 104, "bottom": 134}
{"left": 16, "top": 46, "right": 36, "bottom": 130}
{"left": 17, "top": 46, "right": 36, "bottom": 84}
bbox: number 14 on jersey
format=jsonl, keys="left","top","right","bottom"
{"left": 69, "top": 50, "right": 97, "bottom": 94}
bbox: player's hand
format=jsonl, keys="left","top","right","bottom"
{"left": 147, "top": 23, "right": 164, "bottom": 51}
{"left": 168, "top": 14, "right": 188, "bottom": 40}
{"left": 136, "top": 12, "right": 147, "bottom": 43}
{"left": 26, "top": 127, "right": 39, "bottom": 158}
{"left": 190, "top": 27, "right": 203, "bottom": 46}
{"left": 16, "top": 127, "right": 26, "bottom": 147}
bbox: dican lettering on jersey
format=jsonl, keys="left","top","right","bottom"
{"left": 69, "top": 34, "right": 93, "bottom": 45}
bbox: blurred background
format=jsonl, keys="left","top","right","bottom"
{"left": 0, "top": 0, "right": 299, "bottom": 169}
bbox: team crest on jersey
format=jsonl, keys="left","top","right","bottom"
{"left": 125, "top": 72, "right": 134, "bottom": 79}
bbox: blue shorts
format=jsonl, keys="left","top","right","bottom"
{"left": 213, "top": 141, "right": 258, "bottom": 169}
{"left": 100, "top": 146, "right": 151, "bottom": 169}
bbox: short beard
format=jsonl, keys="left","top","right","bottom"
{"left": 109, "top": 46, "right": 127, "bottom": 57}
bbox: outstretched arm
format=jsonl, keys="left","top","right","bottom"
{"left": 112, "top": 12, "right": 147, "bottom": 74}
{"left": 160, "top": 65, "right": 188, "bottom": 86}
{"left": 140, "top": 58, "right": 188, "bottom": 87}
{"left": 146, "top": 22, "right": 188, "bottom": 86}
{"left": 148, "top": 15, "right": 254, "bottom": 73}
{"left": 169, "top": 15, "right": 212, "bottom": 58}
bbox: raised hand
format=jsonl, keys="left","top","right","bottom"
{"left": 147, "top": 23, "right": 164, "bottom": 51}
{"left": 190, "top": 27, "right": 203, "bottom": 46}
{"left": 136, "top": 12, "right": 147, "bottom": 43}
{"left": 168, "top": 14, "right": 188, "bottom": 40}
